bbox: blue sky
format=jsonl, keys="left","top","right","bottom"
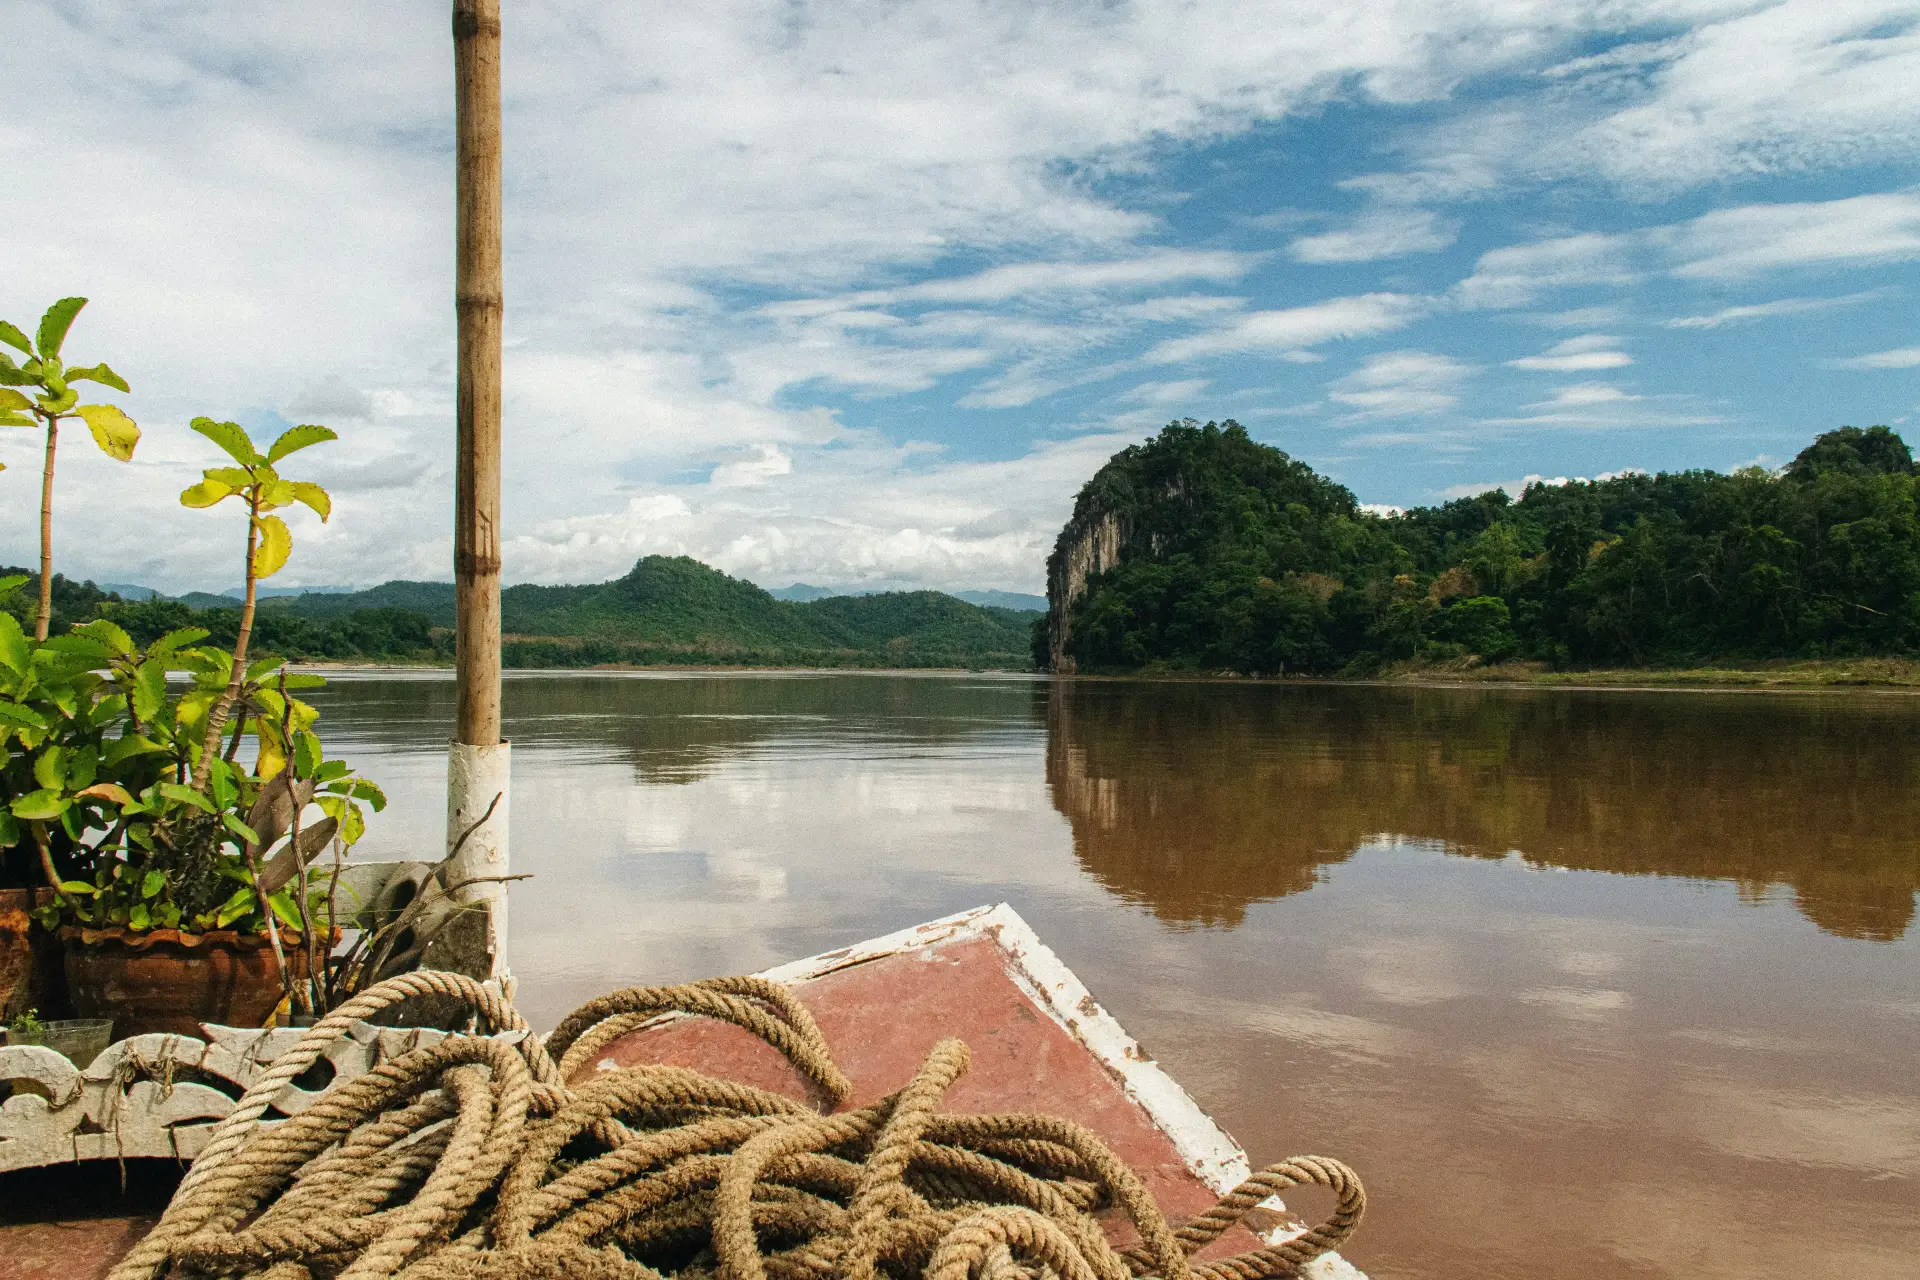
{"left": 3, "top": 1, "right": 1919, "bottom": 594}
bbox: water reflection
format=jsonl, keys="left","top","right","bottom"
{"left": 1047, "top": 681, "right": 1920, "bottom": 939}
{"left": 298, "top": 671, "right": 1920, "bottom": 1279}
{"left": 315, "top": 671, "right": 1037, "bottom": 784}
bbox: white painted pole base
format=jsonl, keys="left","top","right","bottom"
{"left": 447, "top": 739, "right": 511, "bottom": 979}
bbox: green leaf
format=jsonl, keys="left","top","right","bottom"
{"left": 348, "top": 778, "right": 388, "bottom": 812}
{"left": 260, "top": 478, "right": 296, "bottom": 509}
{"left": 252, "top": 514, "right": 292, "bottom": 579}
{"left": 102, "top": 733, "right": 164, "bottom": 767}
{"left": 130, "top": 657, "right": 166, "bottom": 721}
{"left": 267, "top": 889, "right": 304, "bottom": 932}
{"left": 0, "top": 612, "right": 27, "bottom": 675}
{"left": 0, "top": 702, "right": 49, "bottom": 730}
{"left": 223, "top": 814, "right": 260, "bottom": 844}
{"left": 64, "top": 362, "right": 129, "bottom": 393}
{"left": 289, "top": 481, "right": 332, "bottom": 522}
{"left": 77, "top": 403, "right": 140, "bottom": 461}
{"left": 67, "top": 743, "right": 97, "bottom": 789}
{"left": 191, "top": 416, "right": 258, "bottom": 465}
{"left": 41, "top": 633, "right": 110, "bottom": 663}
{"left": 33, "top": 746, "right": 65, "bottom": 790}
{"left": 293, "top": 729, "right": 322, "bottom": 777}
{"left": 245, "top": 654, "right": 284, "bottom": 684}
{"left": 0, "top": 811, "right": 16, "bottom": 845}
{"left": 215, "top": 887, "right": 255, "bottom": 929}
{"left": 180, "top": 477, "right": 235, "bottom": 508}
{"left": 157, "top": 782, "right": 215, "bottom": 813}
{"left": 0, "top": 388, "right": 31, "bottom": 411}
{"left": 207, "top": 757, "right": 238, "bottom": 810}
{"left": 267, "top": 423, "right": 337, "bottom": 463}
{"left": 11, "top": 790, "right": 69, "bottom": 820}
{"left": 142, "top": 869, "right": 166, "bottom": 899}
{"left": 149, "top": 627, "right": 210, "bottom": 656}
{"left": 59, "top": 880, "right": 96, "bottom": 896}
{"left": 128, "top": 903, "right": 151, "bottom": 930}
{"left": 0, "top": 411, "right": 33, "bottom": 428}
{"left": 35, "top": 386, "right": 77, "bottom": 415}
{"left": 35, "top": 298, "right": 86, "bottom": 359}
{"left": 72, "top": 618, "right": 134, "bottom": 658}
{"left": 0, "top": 320, "right": 32, "bottom": 355}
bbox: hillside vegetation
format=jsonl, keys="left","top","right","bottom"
{"left": 1045, "top": 419, "right": 1920, "bottom": 675}
{"left": 20, "top": 556, "right": 1038, "bottom": 669}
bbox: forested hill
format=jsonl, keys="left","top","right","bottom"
{"left": 42, "top": 557, "right": 1039, "bottom": 669}
{"left": 1044, "top": 419, "right": 1920, "bottom": 675}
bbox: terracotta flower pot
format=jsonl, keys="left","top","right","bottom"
{"left": 61, "top": 927, "right": 318, "bottom": 1040}
{"left": 0, "top": 887, "right": 63, "bottom": 1022}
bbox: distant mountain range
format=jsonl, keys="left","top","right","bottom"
{"left": 768, "top": 583, "right": 1046, "bottom": 612}
{"left": 109, "top": 578, "right": 1046, "bottom": 615}
{"left": 68, "top": 557, "right": 1043, "bottom": 669}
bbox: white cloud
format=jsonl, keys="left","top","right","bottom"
{"left": 1458, "top": 191, "right": 1920, "bottom": 308}
{"left": 1329, "top": 350, "right": 1475, "bottom": 420}
{"left": 497, "top": 430, "right": 1144, "bottom": 593}
{"left": 1522, "top": 383, "right": 1643, "bottom": 409}
{"left": 1662, "top": 290, "right": 1888, "bottom": 328}
{"left": 1289, "top": 210, "right": 1458, "bottom": 264}
{"left": 1546, "top": 5, "right": 1920, "bottom": 191}
{"left": 1455, "top": 233, "right": 1638, "bottom": 308}
{"left": 1665, "top": 192, "right": 1920, "bottom": 278}
{"left": 708, "top": 444, "right": 793, "bottom": 489}
{"left": 1507, "top": 334, "right": 1633, "bottom": 372}
{"left": 1827, "top": 346, "right": 1920, "bottom": 370}
{"left": 1146, "top": 293, "right": 1426, "bottom": 362}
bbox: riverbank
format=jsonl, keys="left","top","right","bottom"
{"left": 290, "top": 656, "right": 1920, "bottom": 689}
{"left": 1378, "top": 655, "right": 1920, "bottom": 689}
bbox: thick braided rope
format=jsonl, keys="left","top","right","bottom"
{"left": 114, "top": 969, "right": 1365, "bottom": 1280}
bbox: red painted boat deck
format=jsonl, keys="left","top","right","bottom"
{"left": 578, "top": 930, "right": 1272, "bottom": 1257}
{"left": 0, "top": 904, "right": 1342, "bottom": 1279}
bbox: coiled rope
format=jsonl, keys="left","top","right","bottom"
{"left": 108, "top": 969, "right": 1364, "bottom": 1280}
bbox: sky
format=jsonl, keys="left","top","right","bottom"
{"left": 3, "top": 1, "right": 1919, "bottom": 596}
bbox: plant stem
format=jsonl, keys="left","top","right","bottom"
{"left": 324, "top": 836, "right": 345, "bottom": 1012}
{"left": 34, "top": 413, "right": 58, "bottom": 642}
{"left": 278, "top": 669, "right": 323, "bottom": 1015}
{"left": 31, "top": 823, "right": 61, "bottom": 894}
{"left": 194, "top": 493, "right": 261, "bottom": 792}
{"left": 241, "top": 831, "right": 291, "bottom": 1005}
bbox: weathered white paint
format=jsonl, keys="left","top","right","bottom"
{"left": 446, "top": 738, "right": 511, "bottom": 977}
{"left": 757, "top": 902, "right": 1367, "bottom": 1280}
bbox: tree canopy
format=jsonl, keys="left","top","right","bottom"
{"left": 1046, "top": 420, "right": 1920, "bottom": 673}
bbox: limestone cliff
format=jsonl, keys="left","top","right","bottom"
{"left": 1045, "top": 507, "right": 1129, "bottom": 672}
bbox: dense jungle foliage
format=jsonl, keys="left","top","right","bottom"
{"left": 1046, "top": 420, "right": 1920, "bottom": 674}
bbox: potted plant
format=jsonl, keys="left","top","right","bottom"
{"left": 3, "top": 416, "right": 386, "bottom": 1038}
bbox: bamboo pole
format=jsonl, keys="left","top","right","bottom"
{"left": 453, "top": 0, "right": 503, "bottom": 749}
{"left": 449, "top": 0, "right": 510, "bottom": 978}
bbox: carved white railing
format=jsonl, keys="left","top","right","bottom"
{"left": 0, "top": 1020, "right": 521, "bottom": 1171}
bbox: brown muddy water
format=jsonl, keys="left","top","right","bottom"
{"left": 309, "top": 671, "right": 1920, "bottom": 1280}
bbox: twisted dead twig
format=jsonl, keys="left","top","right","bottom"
{"left": 111, "top": 970, "right": 1365, "bottom": 1280}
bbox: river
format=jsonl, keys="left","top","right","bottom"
{"left": 306, "top": 671, "right": 1920, "bottom": 1280}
